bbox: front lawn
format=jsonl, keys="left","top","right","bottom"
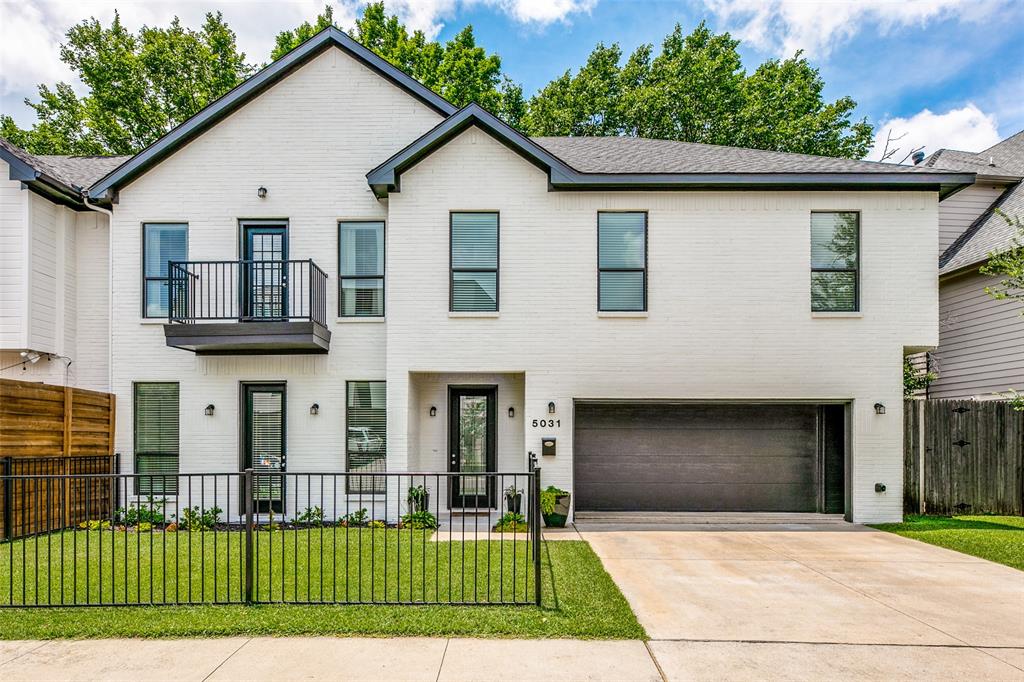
{"left": 0, "top": 537, "right": 644, "bottom": 640}
{"left": 871, "top": 515, "right": 1024, "bottom": 570}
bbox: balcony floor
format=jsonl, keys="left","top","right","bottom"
{"left": 164, "top": 320, "right": 331, "bottom": 354}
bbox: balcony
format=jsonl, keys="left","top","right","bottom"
{"left": 164, "top": 260, "right": 331, "bottom": 354}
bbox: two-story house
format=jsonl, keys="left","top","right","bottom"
{"left": 3, "top": 28, "right": 973, "bottom": 523}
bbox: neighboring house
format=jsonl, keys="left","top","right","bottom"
{"left": 2, "top": 28, "right": 973, "bottom": 523}
{"left": 0, "top": 138, "right": 127, "bottom": 391}
{"left": 919, "top": 131, "right": 1024, "bottom": 399}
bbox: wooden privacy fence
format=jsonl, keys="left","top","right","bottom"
{"left": 0, "top": 378, "right": 118, "bottom": 539}
{"left": 904, "top": 399, "right": 1024, "bottom": 516}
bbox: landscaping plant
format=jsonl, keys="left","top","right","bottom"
{"left": 400, "top": 511, "right": 439, "bottom": 530}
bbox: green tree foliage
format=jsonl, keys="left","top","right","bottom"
{"left": 1, "top": 12, "right": 252, "bottom": 155}
{"left": 903, "top": 357, "right": 936, "bottom": 398}
{"left": 980, "top": 211, "right": 1024, "bottom": 313}
{"left": 524, "top": 22, "right": 873, "bottom": 158}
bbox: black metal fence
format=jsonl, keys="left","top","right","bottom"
{"left": 168, "top": 260, "right": 328, "bottom": 326}
{"left": 0, "top": 469, "right": 541, "bottom": 607}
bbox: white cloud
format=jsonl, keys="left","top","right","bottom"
{"left": 869, "top": 104, "right": 1002, "bottom": 162}
{"left": 704, "top": 0, "right": 1005, "bottom": 58}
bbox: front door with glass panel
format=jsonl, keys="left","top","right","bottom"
{"left": 243, "top": 383, "right": 286, "bottom": 513}
{"left": 448, "top": 387, "right": 496, "bottom": 508}
{"left": 242, "top": 224, "right": 287, "bottom": 320}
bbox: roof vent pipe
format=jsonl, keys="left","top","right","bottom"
{"left": 989, "top": 156, "right": 996, "bottom": 166}
{"left": 911, "top": 150, "right": 925, "bottom": 165}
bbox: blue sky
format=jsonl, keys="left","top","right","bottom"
{"left": 2, "top": 0, "right": 1022, "bottom": 159}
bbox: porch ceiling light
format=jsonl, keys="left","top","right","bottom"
{"left": 310, "top": 403, "right": 319, "bottom": 416}
{"left": 204, "top": 404, "right": 215, "bottom": 416}
{"left": 257, "top": 186, "right": 268, "bottom": 199}
{"left": 873, "top": 402, "right": 886, "bottom": 415}
{"left": 429, "top": 405, "right": 437, "bottom": 417}
{"left": 548, "top": 401, "right": 556, "bottom": 414}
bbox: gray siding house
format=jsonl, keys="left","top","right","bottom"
{"left": 922, "top": 131, "right": 1024, "bottom": 399}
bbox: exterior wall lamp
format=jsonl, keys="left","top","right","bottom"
{"left": 508, "top": 406, "right": 515, "bottom": 418}
{"left": 204, "top": 404, "right": 215, "bottom": 416}
{"left": 310, "top": 403, "right": 319, "bottom": 416}
{"left": 429, "top": 406, "right": 437, "bottom": 417}
{"left": 873, "top": 403, "right": 886, "bottom": 415}
{"left": 257, "top": 186, "right": 268, "bottom": 199}
{"left": 548, "top": 401, "right": 556, "bottom": 414}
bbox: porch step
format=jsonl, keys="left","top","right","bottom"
{"left": 573, "top": 511, "right": 849, "bottom": 526}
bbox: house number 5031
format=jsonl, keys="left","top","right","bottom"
{"left": 532, "top": 419, "right": 560, "bottom": 428}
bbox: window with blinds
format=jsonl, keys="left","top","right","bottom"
{"left": 598, "top": 212, "right": 647, "bottom": 311}
{"left": 450, "top": 212, "right": 498, "bottom": 312}
{"left": 346, "top": 381, "right": 386, "bottom": 494}
{"left": 143, "top": 223, "right": 188, "bottom": 318}
{"left": 134, "top": 382, "right": 179, "bottom": 495}
{"left": 811, "top": 212, "right": 859, "bottom": 312}
{"left": 339, "top": 221, "right": 384, "bottom": 317}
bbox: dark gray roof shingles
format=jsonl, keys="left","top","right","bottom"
{"left": 1, "top": 137, "right": 128, "bottom": 192}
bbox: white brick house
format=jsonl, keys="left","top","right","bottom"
{"left": 2, "top": 28, "right": 974, "bottom": 523}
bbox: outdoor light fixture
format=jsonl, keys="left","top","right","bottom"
{"left": 204, "top": 404, "right": 215, "bottom": 416}
{"left": 548, "top": 401, "right": 556, "bottom": 414}
{"left": 257, "top": 186, "right": 268, "bottom": 199}
{"left": 19, "top": 351, "right": 41, "bottom": 364}
{"left": 310, "top": 403, "right": 319, "bottom": 416}
{"left": 508, "top": 406, "right": 515, "bottom": 418}
{"left": 873, "top": 402, "right": 886, "bottom": 415}
{"left": 429, "top": 405, "right": 437, "bottom": 417}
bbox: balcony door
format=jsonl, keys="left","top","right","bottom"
{"left": 242, "top": 223, "right": 288, "bottom": 320}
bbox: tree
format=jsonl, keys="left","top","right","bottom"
{"left": 980, "top": 211, "right": 1024, "bottom": 312}
{"left": 1, "top": 12, "right": 252, "bottom": 155}
{"left": 524, "top": 22, "right": 874, "bottom": 159}
{"left": 903, "top": 357, "right": 936, "bottom": 398}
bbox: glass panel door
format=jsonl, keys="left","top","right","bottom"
{"left": 448, "top": 387, "right": 496, "bottom": 508}
{"left": 242, "top": 224, "right": 288, "bottom": 320}
{"left": 243, "top": 384, "right": 286, "bottom": 513}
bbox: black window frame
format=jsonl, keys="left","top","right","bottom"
{"left": 338, "top": 220, "right": 386, "bottom": 318}
{"left": 133, "top": 381, "right": 180, "bottom": 496}
{"left": 345, "top": 380, "right": 387, "bottom": 495}
{"left": 141, "top": 223, "right": 188, "bottom": 319}
{"left": 597, "top": 211, "right": 648, "bottom": 312}
{"left": 810, "top": 210, "right": 860, "bottom": 313}
{"left": 449, "top": 211, "right": 500, "bottom": 313}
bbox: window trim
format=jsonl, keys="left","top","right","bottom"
{"left": 449, "top": 211, "right": 500, "bottom": 313}
{"left": 597, "top": 210, "right": 648, "bottom": 312}
{"left": 338, "top": 220, "right": 386, "bottom": 318}
{"left": 345, "top": 379, "right": 387, "bottom": 495}
{"left": 133, "top": 381, "right": 180, "bottom": 496}
{"left": 141, "top": 223, "right": 188, "bottom": 319}
{"left": 810, "top": 210, "right": 861, "bottom": 313}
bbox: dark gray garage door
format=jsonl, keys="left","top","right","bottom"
{"left": 574, "top": 403, "right": 821, "bottom": 512}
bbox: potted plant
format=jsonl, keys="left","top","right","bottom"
{"left": 504, "top": 484, "right": 522, "bottom": 514}
{"left": 540, "top": 485, "right": 571, "bottom": 528}
{"left": 407, "top": 484, "right": 430, "bottom": 512}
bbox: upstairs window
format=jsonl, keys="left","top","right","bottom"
{"left": 134, "top": 382, "right": 179, "bottom": 495}
{"left": 143, "top": 223, "right": 188, "bottom": 318}
{"left": 598, "top": 212, "right": 647, "bottom": 312}
{"left": 811, "top": 212, "right": 859, "bottom": 312}
{"left": 450, "top": 212, "right": 499, "bottom": 312}
{"left": 339, "top": 221, "right": 385, "bottom": 317}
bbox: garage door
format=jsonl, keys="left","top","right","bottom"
{"left": 574, "top": 403, "right": 822, "bottom": 512}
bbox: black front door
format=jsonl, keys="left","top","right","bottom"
{"left": 242, "top": 383, "right": 286, "bottom": 513}
{"left": 242, "top": 224, "right": 288, "bottom": 320}
{"left": 448, "top": 387, "right": 496, "bottom": 508}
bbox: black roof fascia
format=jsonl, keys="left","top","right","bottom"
{"left": 89, "top": 27, "right": 457, "bottom": 200}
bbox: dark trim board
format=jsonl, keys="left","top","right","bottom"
{"left": 164, "top": 321, "right": 331, "bottom": 354}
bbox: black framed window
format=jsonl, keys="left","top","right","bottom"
{"left": 346, "top": 380, "right": 386, "bottom": 494}
{"left": 134, "top": 382, "right": 179, "bottom": 495}
{"left": 811, "top": 212, "right": 859, "bottom": 312}
{"left": 339, "top": 221, "right": 384, "bottom": 316}
{"left": 598, "top": 212, "right": 647, "bottom": 311}
{"left": 143, "top": 223, "right": 187, "bottom": 318}
{"left": 450, "top": 212, "right": 498, "bottom": 312}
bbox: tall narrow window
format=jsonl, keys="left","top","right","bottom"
{"left": 598, "top": 212, "right": 647, "bottom": 311}
{"left": 346, "top": 381, "right": 386, "bottom": 494}
{"left": 339, "top": 221, "right": 384, "bottom": 316}
{"left": 143, "top": 223, "right": 188, "bottom": 318}
{"left": 134, "top": 382, "right": 179, "bottom": 495}
{"left": 811, "top": 212, "right": 859, "bottom": 312}
{"left": 450, "top": 212, "right": 499, "bottom": 312}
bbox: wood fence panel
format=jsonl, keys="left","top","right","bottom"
{"left": 906, "top": 399, "right": 1024, "bottom": 516}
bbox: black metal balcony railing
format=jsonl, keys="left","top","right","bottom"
{"left": 168, "top": 260, "right": 328, "bottom": 326}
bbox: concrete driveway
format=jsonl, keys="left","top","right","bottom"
{"left": 577, "top": 521, "right": 1024, "bottom": 680}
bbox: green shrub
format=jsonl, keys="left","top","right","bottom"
{"left": 178, "top": 505, "right": 222, "bottom": 530}
{"left": 493, "top": 512, "right": 528, "bottom": 533}
{"left": 401, "top": 510, "right": 439, "bottom": 529}
{"left": 116, "top": 496, "right": 167, "bottom": 526}
{"left": 368, "top": 520, "right": 386, "bottom": 529}
{"left": 340, "top": 508, "right": 369, "bottom": 527}
{"left": 77, "top": 519, "right": 111, "bottom": 530}
{"left": 297, "top": 506, "right": 325, "bottom": 526}
{"left": 540, "top": 486, "right": 569, "bottom": 515}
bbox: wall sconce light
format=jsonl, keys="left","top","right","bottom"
{"left": 508, "top": 406, "right": 515, "bottom": 418}
{"left": 204, "top": 404, "right": 215, "bottom": 416}
{"left": 310, "top": 403, "right": 319, "bottom": 416}
{"left": 429, "top": 406, "right": 437, "bottom": 417}
{"left": 548, "top": 401, "right": 556, "bottom": 414}
{"left": 257, "top": 186, "right": 268, "bottom": 199}
{"left": 873, "top": 402, "right": 886, "bottom": 415}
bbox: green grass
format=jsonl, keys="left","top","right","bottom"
{"left": 0, "top": 530, "right": 644, "bottom": 640}
{"left": 871, "top": 515, "right": 1024, "bottom": 570}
